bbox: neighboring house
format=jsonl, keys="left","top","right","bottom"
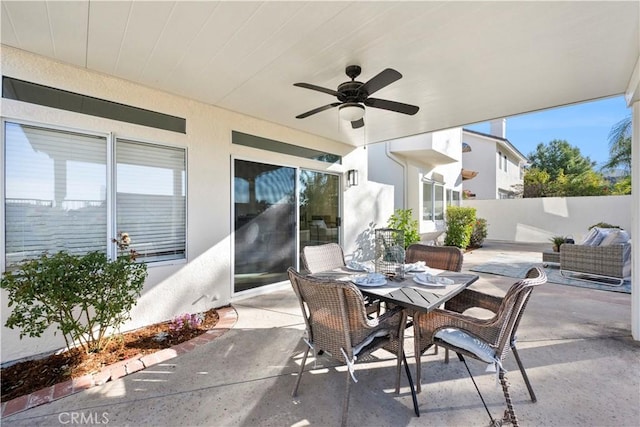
{"left": 368, "top": 128, "right": 464, "bottom": 244}
{"left": 462, "top": 119, "right": 528, "bottom": 199}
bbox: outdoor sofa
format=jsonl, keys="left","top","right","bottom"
{"left": 559, "top": 227, "right": 631, "bottom": 286}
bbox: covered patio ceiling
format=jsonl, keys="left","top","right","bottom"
{"left": 1, "top": 1, "right": 639, "bottom": 147}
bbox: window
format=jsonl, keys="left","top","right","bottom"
{"left": 498, "top": 151, "right": 503, "bottom": 170}
{"left": 116, "top": 140, "right": 186, "bottom": 263}
{"left": 422, "top": 181, "right": 445, "bottom": 221}
{"left": 498, "top": 189, "right": 512, "bottom": 199}
{"left": 503, "top": 154, "right": 508, "bottom": 172}
{"left": 4, "top": 123, "right": 107, "bottom": 265}
{"left": 447, "top": 189, "right": 461, "bottom": 206}
{"left": 3, "top": 121, "right": 186, "bottom": 267}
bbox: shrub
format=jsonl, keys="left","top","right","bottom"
{"left": 1, "top": 234, "right": 147, "bottom": 354}
{"left": 444, "top": 206, "right": 476, "bottom": 249}
{"left": 469, "top": 218, "right": 488, "bottom": 248}
{"left": 387, "top": 208, "right": 420, "bottom": 249}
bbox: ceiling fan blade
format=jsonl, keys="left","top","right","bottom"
{"left": 357, "top": 68, "right": 402, "bottom": 97}
{"left": 296, "top": 102, "right": 341, "bottom": 119}
{"left": 351, "top": 118, "right": 364, "bottom": 129}
{"left": 364, "top": 97, "right": 419, "bottom": 115}
{"left": 293, "top": 82, "right": 339, "bottom": 97}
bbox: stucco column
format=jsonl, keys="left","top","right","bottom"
{"left": 632, "top": 102, "right": 639, "bottom": 340}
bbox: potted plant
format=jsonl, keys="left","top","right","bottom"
{"left": 550, "top": 235, "right": 566, "bottom": 252}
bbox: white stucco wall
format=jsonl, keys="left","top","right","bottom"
{"left": 0, "top": 47, "right": 393, "bottom": 362}
{"left": 368, "top": 129, "right": 463, "bottom": 239}
{"left": 464, "top": 195, "right": 632, "bottom": 243}
{"left": 462, "top": 131, "right": 525, "bottom": 199}
{"left": 461, "top": 133, "right": 497, "bottom": 199}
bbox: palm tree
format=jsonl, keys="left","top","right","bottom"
{"left": 602, "top": 115, "right": 631, "bottom": 175}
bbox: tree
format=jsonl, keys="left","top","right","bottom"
{"left": 601, "top": 115, "right": 631, "bottom": 175}
{"left": 523, "top": 167, "right": 550, "bottom": 198}
{"left": 524, "top": 140, "right": 610, "bottom": 197}
{"left": 528, "top": 139, "right": 596, "bottom": 180}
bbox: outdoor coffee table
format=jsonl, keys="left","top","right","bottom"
{"left": 542, "top": 250, "right": 560, "bottom": 267}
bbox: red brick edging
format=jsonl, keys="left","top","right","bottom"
{"left": 1, "top": 306, "right": 238, "bottom": 419}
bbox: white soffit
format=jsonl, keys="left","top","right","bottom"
{"left": 1, "top": 1, "right": 638, "bottom": 147}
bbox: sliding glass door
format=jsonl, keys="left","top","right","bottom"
{"left": 299, "top": 170, "right": 340, "bottom": 250}
{"left": 233, "top": 160, "right": 340, "bottom": 292}
{"left": 234, "top": 160, "right": 296, "bottom": 292}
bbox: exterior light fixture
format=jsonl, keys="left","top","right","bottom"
{"left": 347, "top": 169, "right": 359, "bottom": 187}
{"left": 338, "top": 103, "right": 365, "bottom": 122}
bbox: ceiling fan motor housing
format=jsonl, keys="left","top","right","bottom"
{"left": 337, "top": 81, "right": 364, "bottom": 103}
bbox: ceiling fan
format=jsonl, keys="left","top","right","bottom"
{"left": 294, "top": 65, "right": 420, "bottom": 129}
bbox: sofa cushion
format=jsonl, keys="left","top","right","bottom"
{"left": 599, "top": 229, "right": 630, "bottom": 247}
{"left": 581, "top": 227, "right": 620, "bottom": 246}
{"left": 581, "top": 227, "right": 604, "bottom": 246}
{"left": 623, "top": 242, "right": 632, "bottom": 278}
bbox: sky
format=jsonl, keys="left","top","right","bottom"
{"left": 465, "top": 95, "right": 631, "bottom": 168}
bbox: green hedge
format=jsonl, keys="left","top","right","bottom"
{"left": 445, "top": 206, "right": 476, "bottom": 249}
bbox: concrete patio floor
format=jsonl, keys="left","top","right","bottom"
{"left": 2, "top": 241, "right": 639, "bottom": 426}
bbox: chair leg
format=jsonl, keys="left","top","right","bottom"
{"left": 458, "top": 353, "right": 497, "bottom": 426}
{"left": 499, "top": 370, "right": 519, "bottom": 427}
{"left": 415, "top": 351, "right": 422, "bottom": 394}
{"left": 341, "top": 369, "right": 352, "bottom": 427}
{"left": 511, "top": 344, "right": 537, "bottom": 402}
{"left": 396, "top": 349, "right": 402, "bottom": 394}
{"left": 292, "top": 347, "right": 310, "bottom": 397}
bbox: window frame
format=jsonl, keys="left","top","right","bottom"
{"left": 422, "top": 180, "right": 445, "bottom": 222}
{"left": 1, "top": 118, "right": 187, "bottom": 271}
{"left": 114, "top": 137, "right": 188, "bottom": 264}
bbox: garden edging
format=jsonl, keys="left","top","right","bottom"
{"left": 1, "top": 305, "right": 238, "bottom": 419}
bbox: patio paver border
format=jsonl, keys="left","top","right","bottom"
{"left": 1, "top": 305, "right": 238, "bottom": 419}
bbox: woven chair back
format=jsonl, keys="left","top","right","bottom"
{"left": 288, "top": 268, "right": 375, "bottom": 361}
{"left": 493, "top": 266, "right": 547, "bottom": 361}
{"left": 405, "top": 244, "right": 463, "bottom": 272}
{"left": 301, "top": 243, "right": 346, "bottom": 273}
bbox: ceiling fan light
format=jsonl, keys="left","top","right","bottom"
{"left": 338, "top": 103, "right": 365, "bottom": 122}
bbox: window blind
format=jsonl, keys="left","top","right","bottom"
{"left": 4, "top": 122, "right": 107, "bottom": 265}
{"left": 116, "top": 140, "right": 186, "bottom": 263}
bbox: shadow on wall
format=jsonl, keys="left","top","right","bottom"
{"left": 350, "top": 222, "right": 378, "bottom": 261}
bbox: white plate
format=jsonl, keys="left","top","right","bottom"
{"left": 353, "top": 273, "right": 387, "bottom": 287}
{"left": 355, "top": 278, "right": 387, "bottom": 287}
{"left": 412, "top": 276, "right": 446, "bottom": 287}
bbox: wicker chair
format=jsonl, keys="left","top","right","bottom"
{"left": 405, "top": 243, "right": 464, "bottom": 271}
{"left": 302, "top": 243, "right": 380, "bottom": 315}
{"left": 405, "top": 243, "right": 464, "bottom": 364}
{"left": 413, "top": 267, "right": 547, "bottom": 426}
{"left": 301, "top": 242, "right": 347, "bottom": 273}
{"left": 287, "top": 268, "right": 406, "bottom": 427}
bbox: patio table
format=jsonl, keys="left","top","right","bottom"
{"left": 309, "top": 267, "right": 479, "bottom": 417}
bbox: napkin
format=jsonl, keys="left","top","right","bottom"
{"left": 347, "top": 260, "right": 373, "bottom": 272}
{"left": 415, "top": 273, "right": 454, "bottom": 285}
{"left": 354, "top": 272, "right": 385, "bottom": 284}
{"left": 404, "top": 261, "right": 427, "bottom": 272}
